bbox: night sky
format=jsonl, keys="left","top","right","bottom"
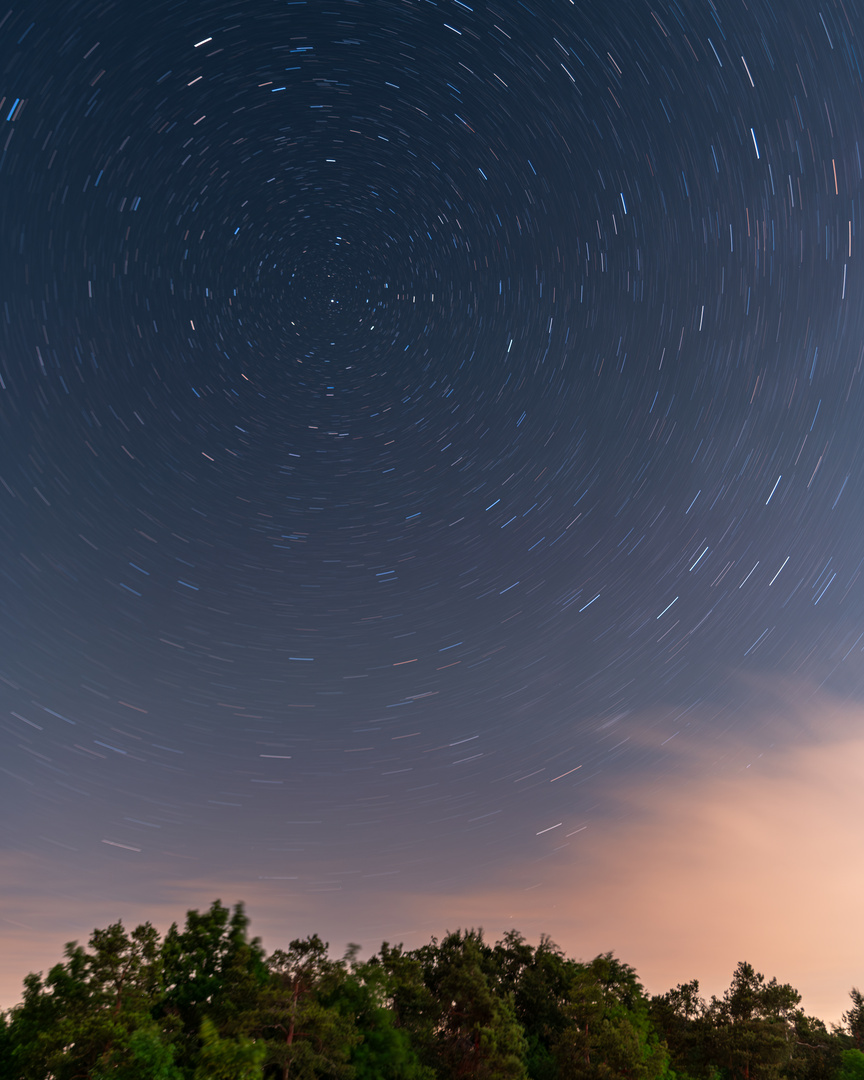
{"left": 3, "top": 0, "right": 864, "bottom": 1018}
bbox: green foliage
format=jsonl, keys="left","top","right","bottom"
{"left": 419, "top": 929, "right": 528, "bottom": 1079}
{"left": 160, "top": 899, "right": 268, "bottom": 1041}
{"left": 837, "top": 1050, "right": 864, "bottom": 1080}
{"left": 371, "top": 940, "right": 442, "bottom": 1070}
{"left": 331, "top": 961, "right": 435, "bottom": 1080}
{"left": 252, "top": 934, "right": 358, "bottom": 1079}
{"left": 0, "top": 1012, "right": 13, "bottom": 1080}
{"left": 844, "top": 993, "right": 864, "bottom": 1051}
{"left": 552, "top": 954, "right": 669, "bottom": 1080}
{"left": 492, "top": 931, "right": 575, "bottom": 1080}
{"left": 193, "top": 1016, "right": 266, "bottom": 1080}
{"left": 2, "top": 901, "right": 861, "bottom": 1080}
{"left": 650, "top": 980, "right": 712, "bottom": 1080}
{"left": 651, "top": 963, "right": 845, "bottom": 1080}
{"left": 90, "top": 1019, "right": 183, "bottom": 1080}
{"left": 707, "top": 961, "right": 800, "bottom": 1080}
{"left": 5, "top": 920, "right": 178, "bottom": 1080}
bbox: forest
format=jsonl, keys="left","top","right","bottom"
{"left": 1, "top": 900, "right": 862, "bottom": 1080}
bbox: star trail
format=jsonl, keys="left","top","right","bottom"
{"left": 2, "top": 0, "right": 864, "bottom": 1015}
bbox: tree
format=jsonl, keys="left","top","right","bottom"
{"left": 837, "top": 1050, "right": 864, "bottom": 1080}
{"left": 650, "top": 980, "right": 711, "bottom": 1080}
{"left": 5, "top": 921, "right": 176, "bottom": 1080}
{"left": 90, "top": 1020, "right": 184, "bottom": 1080}
{"left": 371, "top": 940, "right": 441, "bottom": 1071}
{"left": 193, "top": 1016, "right": 266, "bottom": 1080}
{"left": 254, "top": 934, "right": 357, "bottom": 1078}
{"left": 491, "top": 931, "right": 576, "bottom": 1080}
{"left": 0, "top": 1012, "right": 13, "bottom": 1080}
{"left": 783, "top": 1010, "right": 841, "bottom": 1080}
{"left": 553, "top": 954, "right": 669, "bottom": 1080}
{"left": 330, "top": 958, "right": 435, "bottom": 1080}
{"left": 707, "top": 963, "right": 800, "bottom": 1080}
{"left": 420, "top": 929, "right": 528, "bottom": 1079}
{"left": 3, "top": 901, "right": 857, "bottom": 1080}
{"left": 844, "top": 991, "right": 864, "bottom": 1051}
{"left": 159, "top": 899, "right": 268, "bottom": 1067}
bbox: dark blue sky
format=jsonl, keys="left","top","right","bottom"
{"left": 2, "top": 0, "right": 864, "bottom": 1017}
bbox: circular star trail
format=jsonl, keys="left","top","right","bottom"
{"left": 2, "top": 0, "right": 864, "bottom": 894}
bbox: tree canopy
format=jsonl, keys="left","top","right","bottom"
{"left": 1, "top": 900, "right": 859, "bottom": 1080}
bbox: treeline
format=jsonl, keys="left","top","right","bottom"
{"left": 1, "top": 900, "right": 863, "bottom": 1080}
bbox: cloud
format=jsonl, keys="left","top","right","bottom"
{"left": 382, "top": 682, "right": 864, "bottom": 1023}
